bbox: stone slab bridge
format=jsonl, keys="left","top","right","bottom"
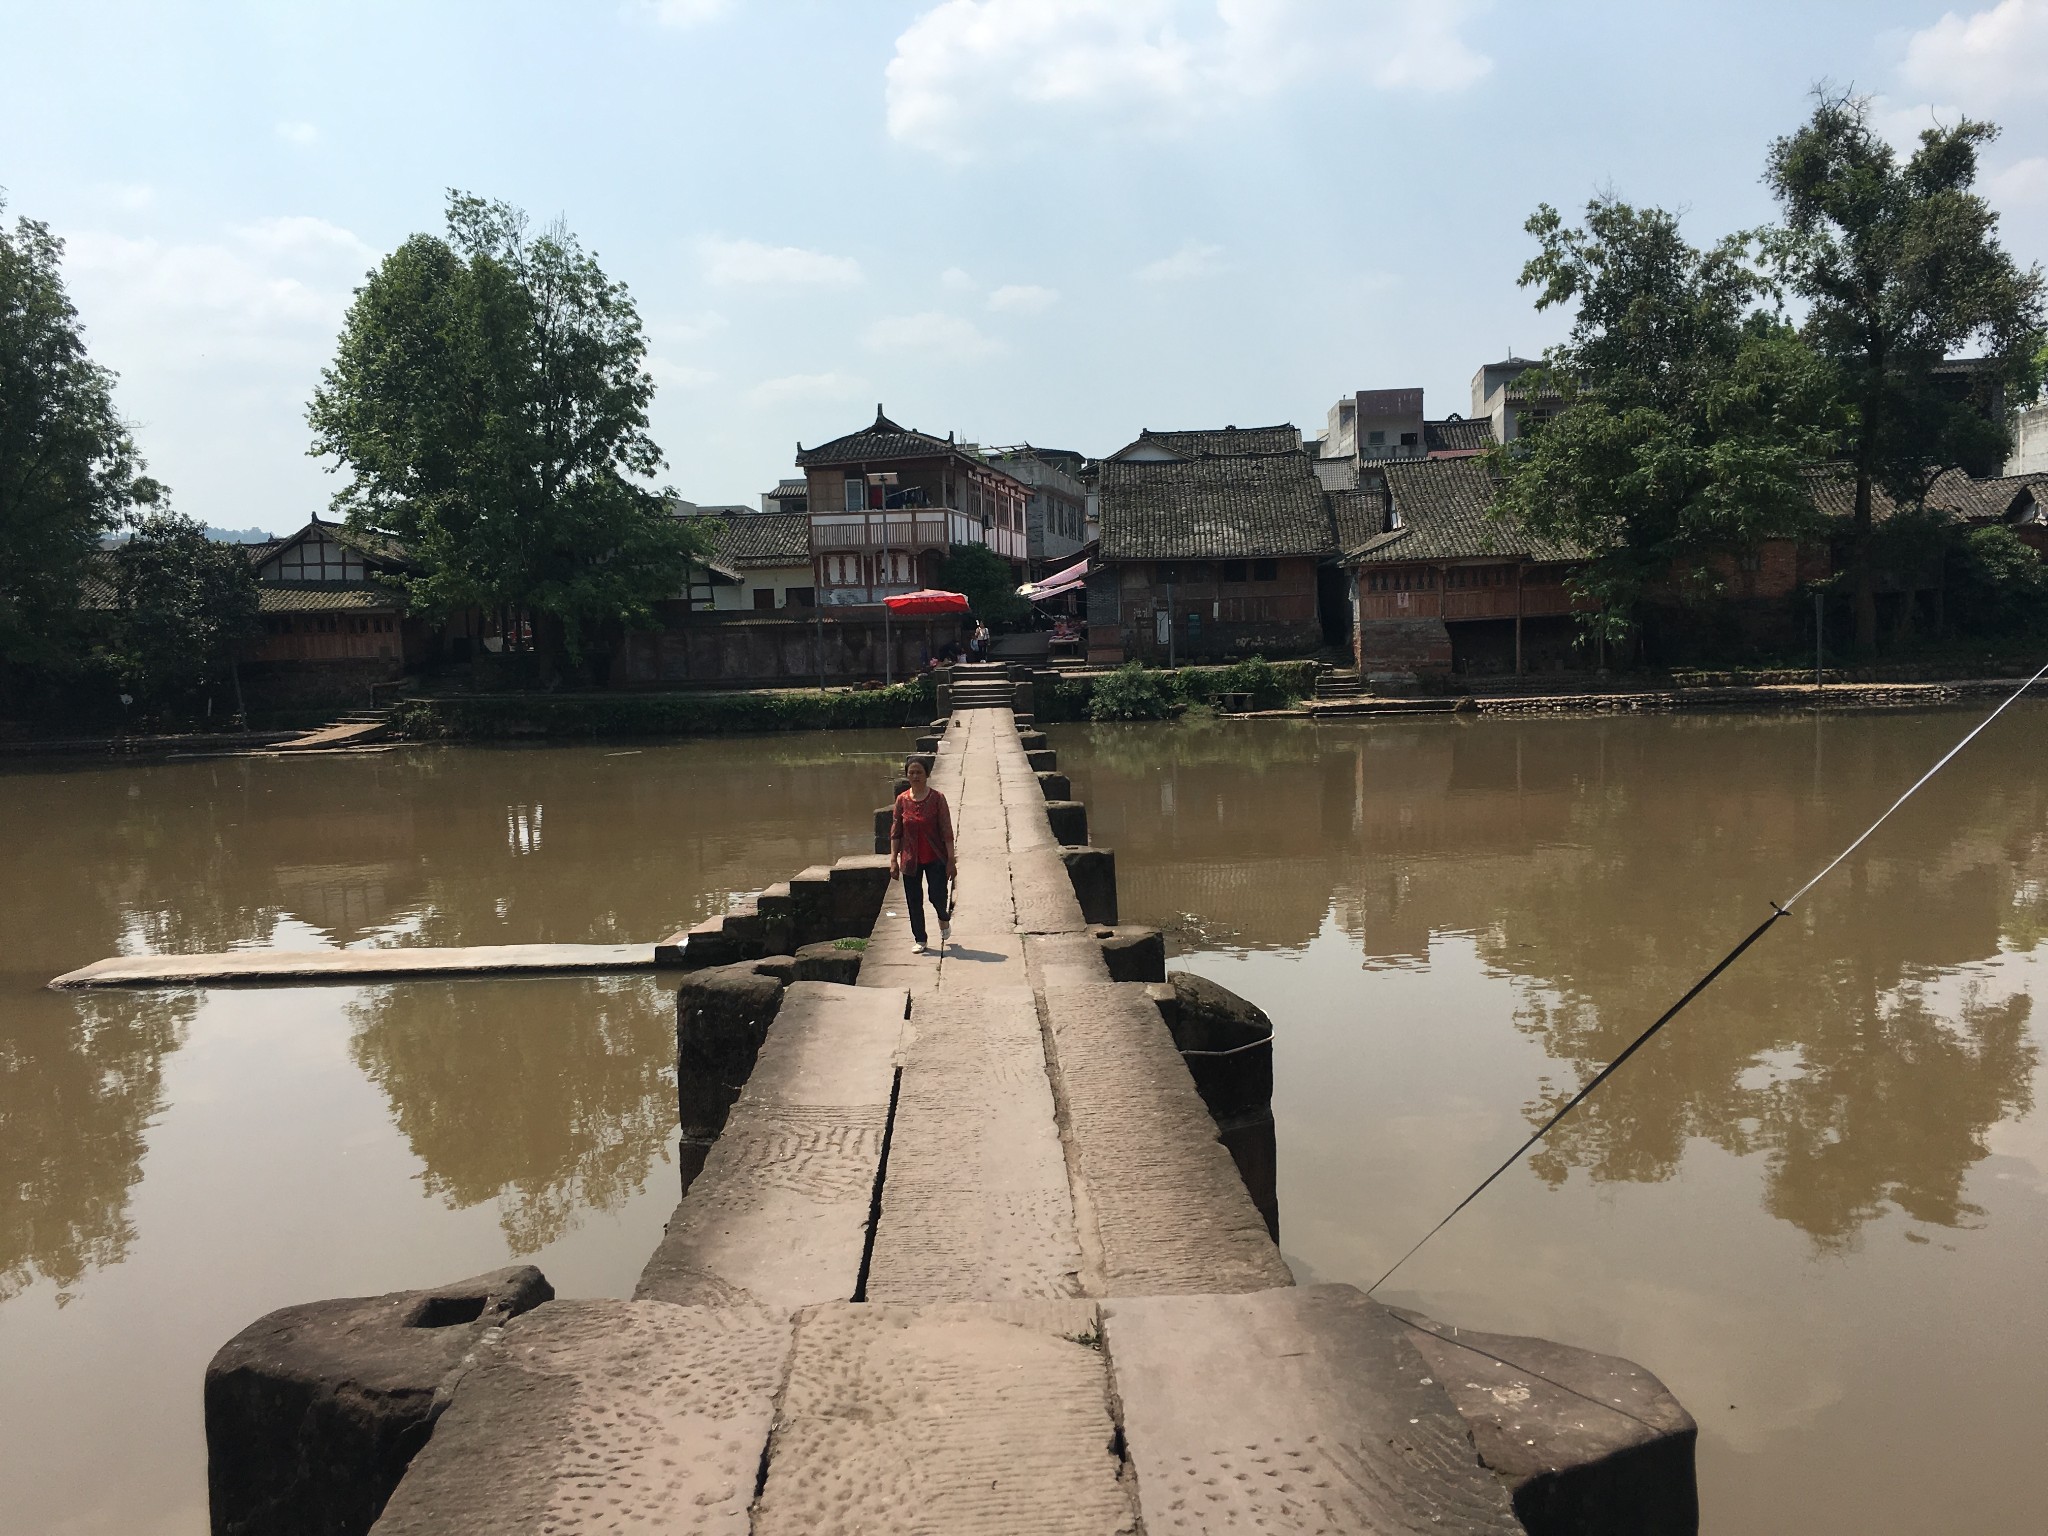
{"left": 204, "top": 701, "right": 1698, "bottom": 1536}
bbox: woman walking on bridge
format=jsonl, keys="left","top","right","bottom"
{"left": 890, "top": 756, "right": 956, "bottom": 954}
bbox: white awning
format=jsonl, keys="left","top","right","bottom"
{"left": 1017, "top": 557, "right": 1091, "bottom": 601}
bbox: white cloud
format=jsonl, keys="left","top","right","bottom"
{"left": 1135, "top": 241, "right": 1224, "bottom": 282}
{"left": 275, "top": 120, "right": 320, "bottom": 146}
{"left": 885, "top": 0, "right": 1491, "bottom": 160}
{"left": 1901, "top": 0, "right": 2048, "bottom": 106}
{"left": 699, "top": 236, "right": 863, "bottom": 287}
{"left": 647, "top": 358, "right": 719, "bottom": 388}
{"left": 1988, "top": 155, "right": 2048, "bottom": 203}
{"left": 748, "top": 371, "right": 873, "bottom": 407}
{"left": 655, "top": 310, "right": 728, "bottom": 344}
{"left": 863, "top": 310, "right": 1003, "bottom": 358}
{"left": 641, "top": 0, "right": 731, "bottom": 28}
{"left": 988, "top": 283, "right": 1058, "bottom": 313}
{"left": 940, "top": 266, "right": 977, "bottom": 293}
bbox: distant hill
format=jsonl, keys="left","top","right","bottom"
{"left": 100, "top": 524, "right": 289, "bottom": 548}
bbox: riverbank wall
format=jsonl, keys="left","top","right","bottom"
{"left": 202, "top": 688, "right": 1700, "bottom": 1536}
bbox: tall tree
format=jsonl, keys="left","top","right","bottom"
{"left": 1766, "top": 91, "right": 2046, "bottom": 652}
{"left": 0, "top": 195, "right": 150, "bottom": 670}
{"left": 103, "top": 503, "right": 261, "bottom": 719}
{"left": 1493, "top": 197, "right": 1840, "bottom": 644}
{"left": 308, "top": 193, "right": 706, "bottom": 666}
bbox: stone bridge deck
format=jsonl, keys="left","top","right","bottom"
{"left": 210, "top": 706, "right": 1696, "bottom": 1536}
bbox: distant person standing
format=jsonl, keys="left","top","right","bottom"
{"left": 971, "top": 621, "right": 990, "bottom": 660}
{"left": 889, "top": 756, "right": 955, "bottom": 954}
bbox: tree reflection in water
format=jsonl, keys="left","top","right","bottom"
{"left": 1064, "top": 707, "right": 2048, "bottom": 1246}
{"left": 345, "top": 977, "right": 676, "bottom": 1254}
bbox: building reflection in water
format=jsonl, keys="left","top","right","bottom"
{"left": 1063, "top": 707, "right": 2048, "bottom": 1246}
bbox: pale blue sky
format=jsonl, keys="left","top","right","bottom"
{"left": 6, "top": 0, "right": 2048, "bottom": 532}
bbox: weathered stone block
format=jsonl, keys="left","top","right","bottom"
{"left": 827, "top": 853, "right": 893, "bottom": 936}
{"left": 1095, "top": 924, "right": 1164, "bottom": 983}
{"left": 1011, "top": 680, "right": 1034, "bottom": 714}
{"left": 1035, "top": 770, "right": 1071, "bottom": 801}
{"left": 752, "top": 955, "right": 798, "bottom": 983}
{"left": 1017, "top": 730, "right": 1049, "bottom": 751}
{"left": 1058, "top": 846, "right": 1117, "bottom": 925}
{"left": 792, "top": 939, "right": 861, "bottom": 985}
{"left": 676, "top": 962, "right": 787, "bottom": 1142}
{"left": 681, "top": 914, "right": 738, "bottom": 970}
{"left": 755, "top": 881, "right": 795, "bottom": 956}
{"left": 788, "top": 865, "right": 835, "bottom": 949}
{"left": 1165, "top": 971, "right": 1273, "bottom": 1124}
{"left": 1392, "top": 1311, "right": 1700, "bottom": 1536}
{"left": 873, "top": 805, "right": 893, "bottom": 855}
{"left": 205, "top": 1266, "right": 552, "bottom": 1536}
{"left": 1043, "top": 799, "right": 1088, "bottom": 846}
{"left": 915, "top": 734, "right": 941, "bottom": 752}
{"left": 1025, "top": 748, "right": 1057, "bottom": 772}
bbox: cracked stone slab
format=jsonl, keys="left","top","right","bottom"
{"left": 753, "top": 1300, "right": 1134, "bottom": 1536}
{"left": 866, "top": 983, "right": 1082, "bottom": 1302}
{"left": 370, "top": 1300, "right": 791, "bottom": 1536}
{"left": 1102, "top": 1286, "right": 1523, "bottom": 1536}
{"left": 637, "top": 981, "right": 906, "bottom": 1311}
{"left": 1041, "top": 976, "right": 1292, "bottom": 1295}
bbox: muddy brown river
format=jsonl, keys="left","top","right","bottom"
{"left": 3, "top": 707, "right": 2044, "bottom": 1533}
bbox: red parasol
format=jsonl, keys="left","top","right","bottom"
{"left": 882, "top": 588, "right": 972, "bottom": 615}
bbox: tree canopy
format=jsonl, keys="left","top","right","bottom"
{"left": 308, "top": 193, "right": 707, "bottom": 663}
{"left": 102, "top": 504, "right": 261, "bottom": 718}
{"left": 1765, "top": 91, "right": 2045, "bottom": 650}
{"left": 934, "top": 542, "right": 1030, "bottom": 625}
{"left": 1493, "top": 197, "right": 1840, "bottom": 642}
{"left": 0, "top": 196, "right": 151, "bottom": 670}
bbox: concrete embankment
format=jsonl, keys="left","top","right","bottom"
{"left": 203, "top": 682, "right": 1699, "bottom": 1536}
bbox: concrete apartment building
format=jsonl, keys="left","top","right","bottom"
{"left": 985, "top": 445, "right": 1090, "bottom": 567}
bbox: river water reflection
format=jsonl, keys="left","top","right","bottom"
{"left": 3, "top": 710, "right": 2044, "bottom": 1534}
{"left": 0, "top": 735, "right": 895, "bottom": 1535}
{"left": 1060, "top": 705, "right": 2048, "bottom": 1536}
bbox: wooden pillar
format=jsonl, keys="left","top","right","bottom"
{"left": 1514, "top": 563, "right": 1524, "bottom": 676}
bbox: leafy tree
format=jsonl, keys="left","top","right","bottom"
{"left": 1948, "top": 525, "right": 2048, "bottom": 638}
{"left": 103, "top": 506, "right": 261, "bottom": 718}
{"left": 1493, "top": 197, "right": 1840, "bottom": 644}
{"left": 308, "top": 193, "right": 707, "bottom": 667}
{"left": 1766, "top": 91, "right": 2046, "bottom": 652}
{"left": 934, "top": 541, "right": 1030, "bottom": 625}
{"left": 0, "top": 195, "right": 151, "bottom": 671}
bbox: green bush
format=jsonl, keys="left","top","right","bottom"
{"left": 1950, "top": 527, "right": 2048, "bottom": 638}
{"left": 1089, "top": 662, "right": 1171, "bottom": 721}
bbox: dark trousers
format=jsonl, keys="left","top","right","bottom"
{"left": 903, "top": 861, "right": 950, "bottom": 944}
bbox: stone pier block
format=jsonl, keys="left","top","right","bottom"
{"left": 1392, "top": 1312, "right": 1700, "bottom": 1536}
{"left": 1035, "top": 770, "right": 1071, "bottom": 801}
{"left": 638, "top": 981, "right": 907, "bottom": 1312}
{"left": 1058, "top": 846, "right": 1118, "bottom": 925}
{"left": 752, "top": 1301, "right": 1131, "bottom": 1536}
{"left": 676, "top": 962, "right": 788, "bottom": 1141}
{"left": 1026, "top": 748, "right": 1057, "bottom": 772}
{"left": 792, "top": 939, "right": 862, "bottom": 985}
{"left": 755, "top": 881, "right": 796, "bottom": 955}
{"left": 788, "top": 865, "right": 835, "bottom": 948}
{"left": 1012, "top": 680, "right": 1034, "bottom": 714}
{"left": 1017, "top": 730, "right": 1049, "bottom": 751}
{"left": 369, "top": 1301, "right": 792, "bottom": 1536}
{"left": 915, "top": 734, "right": 941, "bottom": 752}
{"left": 1165, "top": 971, "right": 1274, "bottom": 1125}
{"left": 1103, "top": 1286, "right": 1524, "bottom": 1535}
{"left": 1043, "top": 799, "right": 1088, "bottom": 846}
{"left": 827, "top": 853, "right": 894, "bottom": 936}
{"left": 1095, "top": 925, "right": 1164, "bottom": 983}
{"left": 680, "top": 914, "right": 739, "bottom": 969}
{"left": 873, "top": 805, "right": 893, "bottom": 855}
{"left": 206, "top": 1266, "right": 553, "bottom": 1536}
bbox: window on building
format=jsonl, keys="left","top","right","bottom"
{"left": 1186, "top": 610, "right": 1202, "bottom": 642}
{"left": 753, "top": 588, "right": 776, "bottom": 610}
{"left": 1399, "top": 432, "right": 1419, "bottom": 448}
{"left": 1222, "top": 560, "right": 1248, "bottom": 583}
{"left": 1252, "top": 559, "right": 1278, "bottom": 581}
{"left": 786, "top": 587, "right": 815, "bottom": 608}
{"left": 1366, "top": 430, "right": 1385, "bottom": 446}
{"left": 844, "top": 477, "right": 867, "bottom": 511}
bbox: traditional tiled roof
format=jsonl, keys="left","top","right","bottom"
{"left": 763, "top": 480, "right": 809, "bottom": 502}
{"left": 1099, "top": 452, "right": 1334, "bottom": 561}
{"left": 1349, "top": 457, "right": 1588, "bottom": 566}
{"left": 687, "top": 511, "right": 813, "bottom": 570}
{"left": 1120, "top": 424, "right": 1301, "bottom": 460}
{"left": 258, "top": 584, "right": 399, "bottom": 613}
{"left": 1423, "top": 417, "right": 1493, "bottom": 455}
{"left": 795, "top": 408, "right": 958, "bottom": 467}
{"left": 1328, "top": 486, "right": 1390, "bottom": 556}
{"left": 1799, "top": 465, "right": 2027, "bottom": 524}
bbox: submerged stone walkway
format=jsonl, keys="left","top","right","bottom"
{"left": 350, "top": 707, "right": 1694, "bottom": 1535}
